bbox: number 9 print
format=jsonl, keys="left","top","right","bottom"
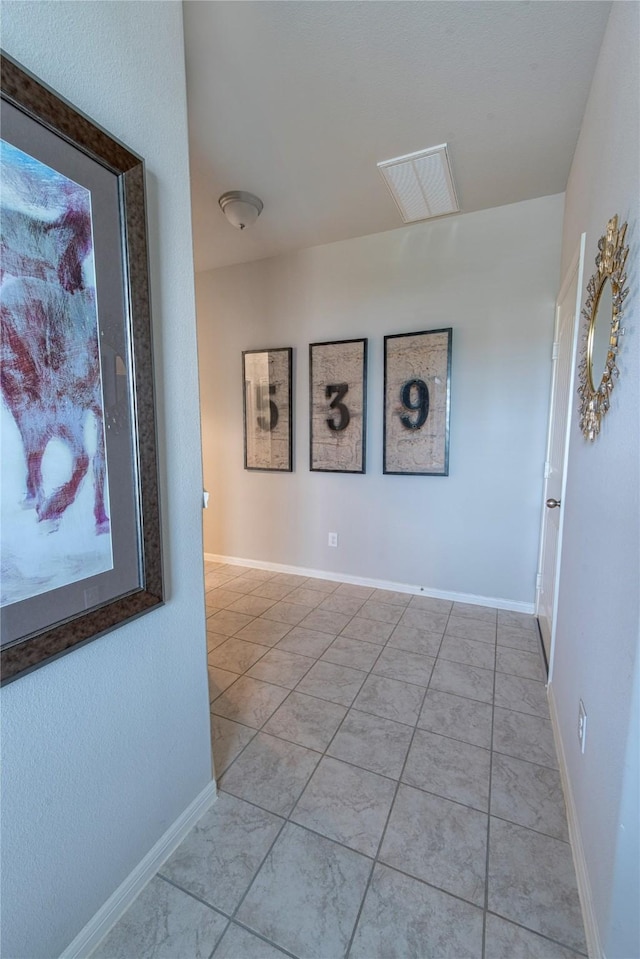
{"left": 399, "top": 378, "right": 429, "bottom": 430}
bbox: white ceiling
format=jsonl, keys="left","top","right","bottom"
{"left": 184, "top": 0, "right": 611, "bottom": 274}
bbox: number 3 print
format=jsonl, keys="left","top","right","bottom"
{"left": 325, "top": 383, "right": 350, "bottom": 432}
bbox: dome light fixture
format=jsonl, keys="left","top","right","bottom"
{"left": 218, "top": 190, "right": 263, "bottom": 230}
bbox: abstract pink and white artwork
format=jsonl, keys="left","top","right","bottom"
{"left": 1, "top": 139, "right": 113, "bottom": 607}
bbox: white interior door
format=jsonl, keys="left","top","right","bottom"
{"left": 536, "top": 237, "right": 585, "bottom": 673}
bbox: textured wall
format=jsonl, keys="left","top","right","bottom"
{"left": 197, "top": 194, "right": 563, "bottom": 606}
{"left": 0, "top": 3, "right": 212, "bottom": 957}
{"left": 554, "top": 3, "right": 640, "bottom": 957}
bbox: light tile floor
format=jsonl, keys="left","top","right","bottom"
{"left": 94, "top": 562, "right": 587, "bottom": 959}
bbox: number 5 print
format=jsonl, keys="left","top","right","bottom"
{"left": 256, "top": 383, "right": 278, "bottom": 432}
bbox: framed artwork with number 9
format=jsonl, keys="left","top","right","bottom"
{"left": 242, "top": 348, "right": 293, "bottom": 471}
{"left": 309, "top": 338, "right": 367, "bottom": 473}
{"left": 383, "top": 328, "right": 452, "bottom": 475}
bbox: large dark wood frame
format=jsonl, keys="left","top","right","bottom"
{"left": 0, "top": 53, "right": 163, "bottom": 684}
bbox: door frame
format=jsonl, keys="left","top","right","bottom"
{"left": 536, "top": 235, "right": 586, "bottom": 683}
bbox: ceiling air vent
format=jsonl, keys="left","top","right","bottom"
{"left": 378, "top": 144, "right": 459, "bottom": 223}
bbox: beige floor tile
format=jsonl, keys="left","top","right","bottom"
{"left": 211, "top": 715, "right": 256, "bottom": 776}
{"left": 236, "top": 823, "right": 371, "bottom": 959}
{"left": 295, "top": 659, "right": 367, "bottom": 707}
{"left": 246, "top": 647, "right": 315, "bottom": 689}
{"left": 263, "top": 691, "right": 346, "bottom": 751}
{"left": 208, "top": 665, "right": 239, "bottom": 700}
{"left": 208, "top": 637, "right": 267, "bottom": 674}
{"left": 211, "top": 676, "right": 290, "bottom": 729}
{"left": 220, "top": 732, "right": 320, "bottom": 816}
{"left": 105, "top": 562, "right": 583, "bottom": 958}
{"left": 291, "top": 756, "right": 395, "bottom": 856}
{"left": 234, "top": 618, "right": 293, "bottom": 647}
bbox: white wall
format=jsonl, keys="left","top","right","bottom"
{"left": 197, "top": 194, "right": 563, "bottom": 606}
{"left": 553, "top": 3, "right": 639, "bottom": 957}
{"left": 0, "top": 4, "right": 212, "bottom": 957}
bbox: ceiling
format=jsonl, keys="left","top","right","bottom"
{"left": 183, "top": 1, "right": 611, "bottom": 274}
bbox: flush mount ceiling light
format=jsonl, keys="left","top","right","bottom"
{"left": 378, "top": 144, "right": 459, "bottom": 223}
{"left": 218, "top": 191, "right": 263, "bottom": 230}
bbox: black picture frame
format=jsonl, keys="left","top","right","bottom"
{"left": 383, "top": 328, "right": 452, "bottom": 475}
{"left": 309, "top": 338, "right": 367, "bottom": 473}
{"left": 242, "top": 347, "right": 293, "bottom": 471}
{"left": 0, "top": 53, "right": 163, "bottom": 684}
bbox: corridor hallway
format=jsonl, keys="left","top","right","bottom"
{"left": 95, "top": 561, "right": 586, "bottom": 959}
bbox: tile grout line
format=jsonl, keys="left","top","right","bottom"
{"left": 343, "top": 605, "right": 448, "bottom": 959}
{"left": 276, "top": 627, "right": 395, "bottom": 849}
{"left": 208, "top": 615, "right": 326, "bottom": 781}
{"left": 206, "top": 565, "right": 562, "bottom": 957}
{"left": 204, "top": 572, "right": 327, "bottom": 953}
{"left": 218, "top": 737, "right": 569, "bottom": 845}
{"left": 211, "top": 591, "right": 443, "bottom": 741}
{"left": 212, "top": 594, "right": 372, "bottom": 783}
{"left": 225, "top": 598, "right": 447, "bottom": 773}
{"left": 218, "top": 595, "right": 424, "bottom": 795}
{"left": 210, "top": 646, "right": 543, "bottom": 706}
{"left": 212, "top": 657, "right": 549, "bottom": 717}
{"left": 163, "top": 781, "right": 564, "bottom": 950}
{"left": 218, "top": 917, "right": 300, "bottom": 959}
{"left": 484, "top": 910, "right": 590, "bottom": 959}
{"left": 214, "top": 577, "right": 449, "bottom": 957}
{"left": 222, "top": 811, "right": 289, "bottom": 943}
{"left": 481, "top": 613, "right": 498, "bottom": 959}
{"left": 215, "top": 788, "right": 378, "bottom": 864}
{"left": 210, "top": 784, "right": 507, "bottom": 921}
{"left": 305, "top": 637, "right": 389, "bottom": 756}
{"left": 154, "top": 874, "right": 233, "bottom": 959}
{"left": 218, "top": 592, "right": 385, "bottom": 959}
{"left": 212, "top": 627, "right": 555, "bottom": 796}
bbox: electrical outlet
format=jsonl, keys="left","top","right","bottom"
{"left": 578, "top": 700, "right": 587, "bottom": 754}
{"left": 328, "top": 532, "right": 338, "bottom": 548}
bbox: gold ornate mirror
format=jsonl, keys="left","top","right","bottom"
{"left": 578, "top": 215, "right": 629, "bottom": 440}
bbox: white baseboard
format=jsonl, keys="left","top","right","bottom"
{"left": 547, "top": 683, "right": 603, "bottom": 959}
{"left": 204, "top": 552, "right": 535, "bottom": 614}
{"left": 60, "top": 779, "right": 218, "bottom": 959}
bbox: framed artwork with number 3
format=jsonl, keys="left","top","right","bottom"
{"left": 383, "top": 328, "right": 452, "bottom": 475}
{"left": 242, "top": 348, "right": 293, "bottom": 471}
{"left": 309, "top": 338, "right": 367, "bottom": 473}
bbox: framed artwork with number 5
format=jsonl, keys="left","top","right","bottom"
{"left": 242, "top": 348, "right": 293, "bottom": 471}
{"left": 383, "top": 328, "right": 452, "bottom": 475}
{"left": 309, "top": 338, "right": 367, "bottom": 473}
